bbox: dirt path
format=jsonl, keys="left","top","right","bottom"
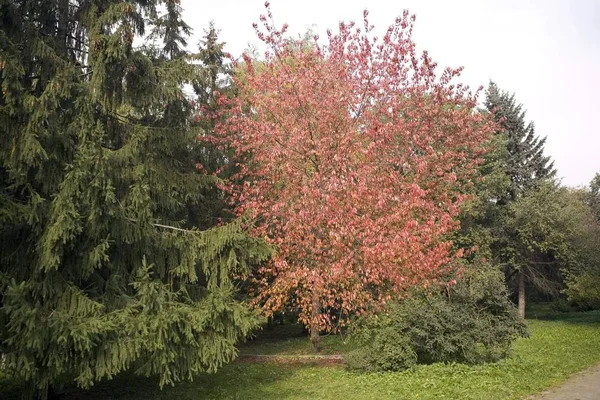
{"left": 532, "top": 363, "right": 600, "bottom": 400}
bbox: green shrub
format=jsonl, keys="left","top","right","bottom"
{"left": 346, "top": 265, "right": 528, "bottom": 372}
{"left": 345, "top": 327, "right": 416, "bottom": 372}
{"left": 565, "top": 270, "right": 600, "bottom": 310}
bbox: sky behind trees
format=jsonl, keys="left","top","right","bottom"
{"left": 179, "top": 0, "right": 600, "bottom": 187}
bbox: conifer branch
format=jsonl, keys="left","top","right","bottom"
{"left": 151, "top": 222, "right": 199, "bottom": 234}
{"left": 125, "top": 217, "right": 210, "bottom": 235}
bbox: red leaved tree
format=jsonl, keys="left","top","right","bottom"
{"left": 215, "top": 4, "right": 496, "bottom": 351}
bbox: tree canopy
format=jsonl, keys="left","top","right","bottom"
{"left": 0, "top": 0, "right": 269, "bottom": 396}
{"left": 484, "top": 82, "right": 555, "bottom": 202}
{"left": 214, "top": 7, "right": 496, "bottom": 350}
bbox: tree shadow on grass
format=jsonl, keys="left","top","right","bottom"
{"left": 0, "top": 360, "right": 300, "bottom": 400}
{"left": 0, "top": 324, "right": 341, "bottom": 400}
{"left": 58, "top": 361, "right": 299, "bottom": 400}
{"left": 238, "top": 322, "right": 353, "bottom": 356}
{"left": 526, "top": 305, "right": 600, "bottom": 325}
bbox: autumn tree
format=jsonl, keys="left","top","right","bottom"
{"left": 0, "top": 1, "right": 269, "bottom": 397}
{"left": 215, "top": 5, "right": 496, "bottom": 351}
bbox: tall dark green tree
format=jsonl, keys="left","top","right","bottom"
{"left": 149, "top": 0, "right": 192, "bottom": 59}
{"left": 453, "top": 133, "right": 510, "bottom": 262}
{"left": 480, "top": 82, "right": 558, "bottom": 317}
{"left": 0, "top": 1, "right": 269, "bottom": 397}
{"left": 190, "top": 22, "right": 239, "bottom": 229}
{"left": 484, "top": 82, "right": 556, "bottom": 203}
{"left": 194, "top": 22, "right": 228, "bottom": 113}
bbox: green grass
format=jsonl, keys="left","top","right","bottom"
{"left": 2, "top": 308, "right": 600, "bottom": 399}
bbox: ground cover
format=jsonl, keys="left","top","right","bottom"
{"left": 1, "top": 307, "right": 599, "bottom": 399}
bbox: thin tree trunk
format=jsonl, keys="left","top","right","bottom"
{"left": 57, "top": 0, "right": 69, "bottom": 56}
{"left": 518, "top": 269, "right": 526, "bottom": 319}
{"left": 310, "top": 292, "right": 320, "bottom": 353}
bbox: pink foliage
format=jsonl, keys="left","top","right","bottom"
{"left": 213, "top": 5, "right": 496, "bottom": 333}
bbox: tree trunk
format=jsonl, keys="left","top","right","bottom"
{"left": 310, "top": 292, "right": 320, "bottom": 353}
{"left": 57, "top": 0, "right": 69, "bottom": 55}
{"left": 518, "top": 269, "right": 526, "bottom": 319}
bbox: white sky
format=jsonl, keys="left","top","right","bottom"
{"left": 180, "top": 0, "right": 599, "bottom": 187}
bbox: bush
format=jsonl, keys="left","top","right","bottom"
{"left": 345, "top": 327, "right": 416, "bottom": 372}
{"left": 565, "top": 270, "right": 600, "bottom": 310}
{"left": 345, "top": 265, "right": 528, "bottom": 372}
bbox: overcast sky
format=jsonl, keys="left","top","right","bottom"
{"left": 179, "top": 0, "right": 599, "bottom": 187}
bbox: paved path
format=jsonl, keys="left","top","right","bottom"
{"left": 532, "top": 363, "right": 600, "bottom": 400}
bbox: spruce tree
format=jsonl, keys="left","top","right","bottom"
{"left": 149, "top": 0, "right": 191, "bottom": 59}
{"left": 453, "top": 133, "right": 510, "bottom": 261}
{"left": 189, "top": 22, "right": 240, "bottom": 230}
{"left": 0, "top": 1, "right": 269, "bottom": 397}
{"left": 484, "top": 82, "right": 556, "bottom": 202}
{"left": 483, "top": 82, "right": 557, "bottom": 317}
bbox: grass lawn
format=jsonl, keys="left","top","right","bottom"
{"left": 1, "top": 307, "right": 600, "bottom": 399}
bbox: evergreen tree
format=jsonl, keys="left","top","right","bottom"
{"left": 190, "top": 22, "right": 239, "bottom": 229}
{"left": 453, "top": 133, "right": 510, "bottom": 262}
{"left": 149, "top": 0, "right": 192, "bottom": 59}
{"left": 484, "top": 82, "right": 556, "bottom": 202}
{"left": 194, "top": 22, "right": 228, "bottom": 113}
{"left": 0, "top": 1, "right": 269, "bottom": 397}
{"left": 480, "top": 82, "right": 557, "bottom": 317}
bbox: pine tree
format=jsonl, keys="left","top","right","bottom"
{"left": 190, "top": 22, "right": 240, "bottom": 229}
{"left": 194, "top": 22, "right": 228, "bottom": 113}
{"left": 484, "top": 82, "right": 556, "bottom": 202}
{"left": 482, "top": 82, "right": 557, "bottom": 317}
{"left": 149, "top": 0, "right": 192, "bottom": 59}
{"left": 453, "top": 133, "right": 511, "bottom": 261}
{"left": 0, "top": 1, "right": 269, "bottom": 397}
